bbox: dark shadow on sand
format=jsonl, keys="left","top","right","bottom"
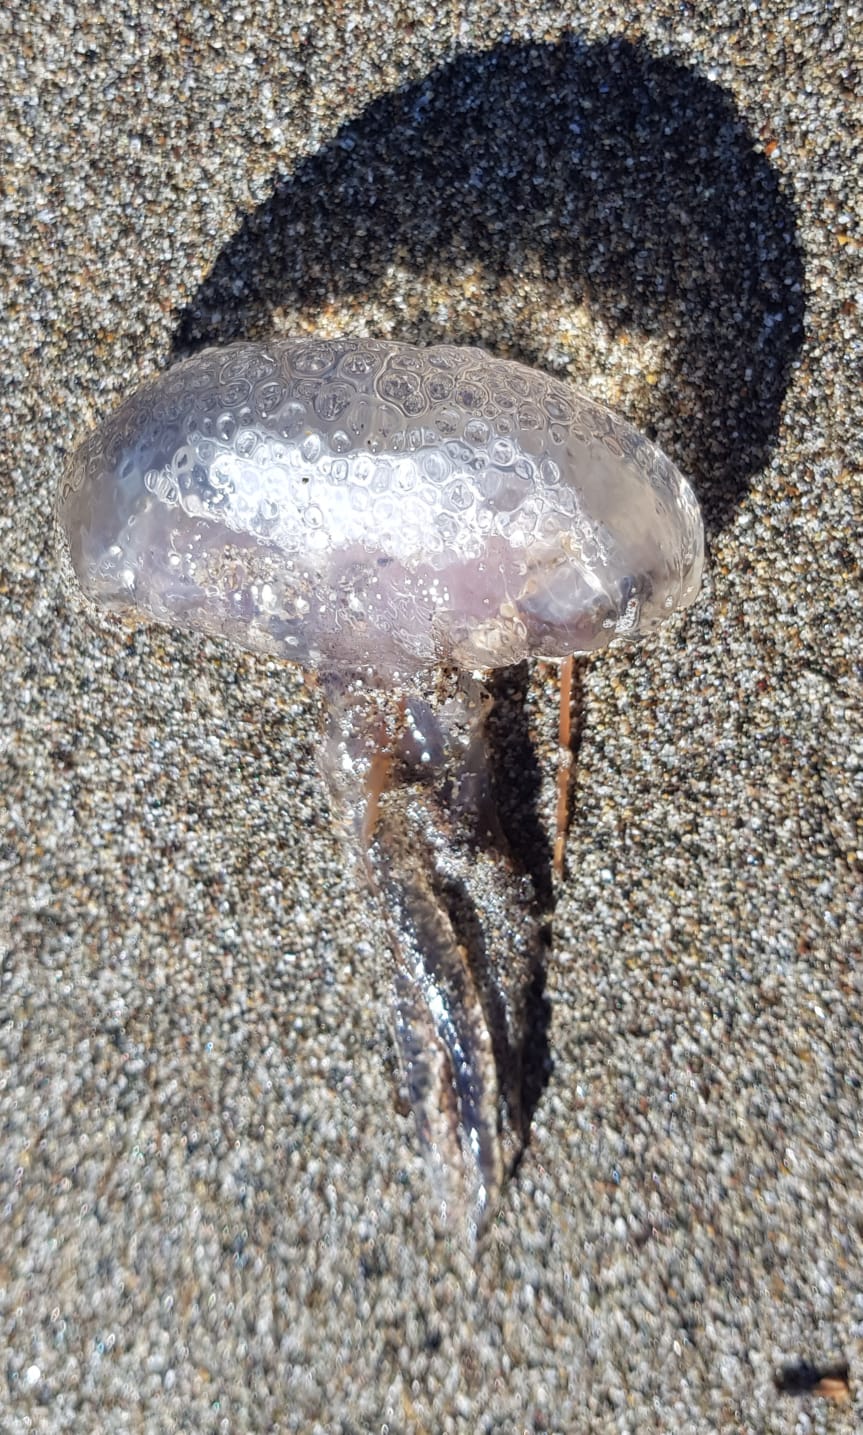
{"left": 172, "top": 34, "right": 804, "bottom": 1154}
{"left": 175, "top": 35, "right": 805, "bottom": 535}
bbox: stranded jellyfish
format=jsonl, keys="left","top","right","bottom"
{"left": 59, "top": 338, "right": 704, "bottom": 1240}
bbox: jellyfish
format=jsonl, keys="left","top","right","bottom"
{"left": 58, "top": 337, "right": 704, "bottom": 1241}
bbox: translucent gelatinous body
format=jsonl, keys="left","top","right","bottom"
{"left": 59, "top": 337, "right": 706, "bottom": 1242}
{"left": 60, "top": 338, "right": 703, "bottom": 680}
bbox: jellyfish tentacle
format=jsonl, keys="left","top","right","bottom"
{"left": 554, "top": 654, "right": 576, "bottom": 880}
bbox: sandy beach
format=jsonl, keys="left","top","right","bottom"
{"left": 1, "top": 1, "right": 861, "bottom": 1430}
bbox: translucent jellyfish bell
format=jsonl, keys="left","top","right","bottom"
{"left": 59, "top": 338, "right": 703, "bottom": 682}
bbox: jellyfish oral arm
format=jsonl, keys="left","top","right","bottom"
{"left": 321, "top": 672, "right": 540, "bottom": 1241}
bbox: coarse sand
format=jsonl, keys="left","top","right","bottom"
{"left": 1, "top": 3, "right": 861, "bottom": 1431}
